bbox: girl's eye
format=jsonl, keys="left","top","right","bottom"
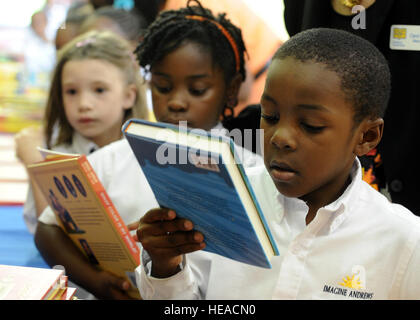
{"left": 153, "top": 84, "right": 171, "bottom": 94}
{"left": 95, "top": 87, "right": 106, "bottom": 93}
{"left": 65, "top": 89, "right": 77, "bottom": 95}
{"left": 261, "top": 113, "right": 279, "bottom": 124}
{"left": 301, "top": 123, "right": 326, "bottom": 134}
{"left": 189, "top": 87, "right": 207, "bottom": 96}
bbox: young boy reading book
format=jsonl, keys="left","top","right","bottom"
{"left": 134, "top": 28, "right": 420, "bottom": 299}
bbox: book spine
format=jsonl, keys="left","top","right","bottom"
{"left": 40, "top": 271, "right": 63, "bottom": 300}
{"left": 78, "top": 155, "right": 141, "bottom": 266}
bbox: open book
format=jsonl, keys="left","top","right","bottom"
{"left": 27, "top": 149, "right": 141, "bottom": 299}
{"left": 123, "top": 119, "right": 279, "bottom": 268}
{"left": 0, "top": 264, "right": 76, "bottom": 300}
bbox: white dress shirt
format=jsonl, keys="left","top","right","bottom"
{"left": 136, "top": 159, "right": 420, "bottom": 300}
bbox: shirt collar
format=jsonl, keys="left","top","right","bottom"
{"left": 325, "top": 158, "right": 362, "bottom": 233}
{"left": 210, "top": 122, "right": 229, "bottom": 137}
{"left": 72, "top": 132, "right": 99, "bottom": 155}
{"left": 281, "top": 158, "right": 363, "bottom": 234}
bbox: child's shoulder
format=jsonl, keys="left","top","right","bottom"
{"left": 87, "top": 139, "right": 133, "bottom": 178}
{"left": 359, "top": 179, "right": 420, "bottom": 232}
{"left": 89, "top": 138, "right": 130, "bottom": 159}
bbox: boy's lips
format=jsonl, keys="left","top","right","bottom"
{"left": 269, "top": 160, "right": 298, "bottom": 182}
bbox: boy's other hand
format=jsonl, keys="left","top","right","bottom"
{"left": 136, "top": 208, "right": 206, "bottom": 278}
{"left": 92, "top": 270, "right": 134, "bottom": 300}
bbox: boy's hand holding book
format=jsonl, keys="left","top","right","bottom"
{"left": 134, "top": 208, "right": 205, "bottom": 278}
{"left": 90, "top": 269, "right": 134, "bottom": 300}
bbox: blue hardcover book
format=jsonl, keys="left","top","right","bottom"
{"left": 123, "top": 119, "right": 279, "bottom": 268}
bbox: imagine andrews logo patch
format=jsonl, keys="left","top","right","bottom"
{"left": 322, "top": 265, "right": 375, "bottom": 299}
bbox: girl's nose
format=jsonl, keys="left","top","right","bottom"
{"left": 78, "top": 92, "right": 93, "bottom": 111}
{"left": 270, "top": 125, "right": 297, "bottom": 151}
{"left": 167, "top": 91, "right": 188, "bottom": 112}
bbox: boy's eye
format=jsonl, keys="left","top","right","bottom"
{"left": 261, "top": 113, "right": 279, "bottom": 124}
{"left": 301, "top": 122, "right": 326, "bottom": 134}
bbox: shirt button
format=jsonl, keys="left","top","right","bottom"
{"left": 390, "top": 179, "right": 403, "bottom": 192}
{"left": 291, "top": 245, "right": 304, "bottom": 258}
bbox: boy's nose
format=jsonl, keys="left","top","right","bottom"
{"left": 270, "top": 126, "right": 297, "bottom": 151}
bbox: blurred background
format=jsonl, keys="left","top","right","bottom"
{"left": 0, "top": 0, "right": 288, "bottom": 205}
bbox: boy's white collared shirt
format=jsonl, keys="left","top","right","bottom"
{"left": 137, "top": 159, "right": 420, "bottom": 300}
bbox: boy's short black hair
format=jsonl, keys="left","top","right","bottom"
{"left": 134, "top": 0, "right": 246, "bottom": 84}
{"left": 273, "top": 28, "right": 391, "bottom": 124}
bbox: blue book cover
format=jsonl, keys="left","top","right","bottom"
{"left": 123, "top": 119, "right": 279, "bottom": 268}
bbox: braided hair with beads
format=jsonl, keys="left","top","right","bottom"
{"left": 134, "top": 0, "right": 247, "bottom": 121}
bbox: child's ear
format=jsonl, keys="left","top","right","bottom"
{"left": 226, "top": 74, "right": 243, "bottom": 107}
{"left": 354, "top": 118, "right": 384, "bottom": 157}
{"left": 123, "top": 84, "right": 137, "bottom": 110}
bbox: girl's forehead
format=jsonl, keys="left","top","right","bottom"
{"left": 62, "top": 58, "right": 126, "bottom": 80}
{"left": 161, "top": 42, "right": 212, "bottom": 64}
{"left": 152, "top": 42, "right": 222, "bottom": 76}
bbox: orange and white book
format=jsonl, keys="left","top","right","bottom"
{"left": 27, "top": 149, "right": 141, "bottom": 299}
{"left": 0, "top": 265, "right": 76, "bottom": 300}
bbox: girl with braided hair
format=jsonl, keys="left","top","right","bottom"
{"left": 135, "top": 0, "right": 247, "bottom": 126}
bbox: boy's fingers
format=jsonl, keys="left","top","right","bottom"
{"left": 141, "top": 208, "right": 176, "bottom": 223}
{"left": 137, "top": 217, "right": 193, "bottom": 239}
{"left": 132, "top": 233, "right": 139, "bottom": 242}
{"left": 142, "top": 230, "right": 204, "bottom": 249}
{"left": 121, "top": 280, "right": 131, "bottom": 291}
{"left": 109, "top": 274, "right": 131, "bottom": 291}
{"left": 154, "top": 242, "right": 206, "bottom": 257}
{"left": 127, "top": 221, "right": 139, "bottom": 231}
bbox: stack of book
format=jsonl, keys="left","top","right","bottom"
{"left": 0, "top": 264, "right": 77, "bottom": 300}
